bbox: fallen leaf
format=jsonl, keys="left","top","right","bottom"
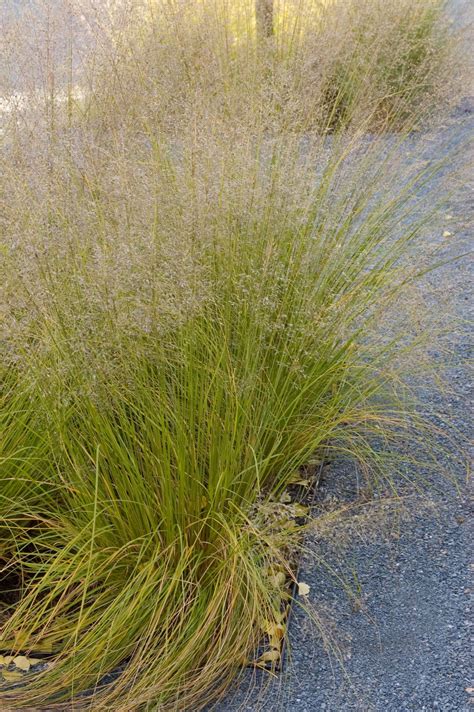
{"left": 13, "top": 656, "right": 30, "bottom": 672}
{"left": 293, "top": 503, "right": 309, "bottom": 517}
{"left": 269, "top": 625, "right": 285, "bottom": 649}
{"left": 257, "top": 649, "right": 280, "bottom": 664}
{"left": 298, "top": 581, "right": 310, "bottom": 596}
{"left": 1, "top": 670, "right": 23, "bottom": 683}
{"left": 443, "top": 230, "right": 453, "bottom": 238}
{"left": 28, "top": 658, "right": 43, "bottom": 667}
{"left": 0, "top": 656, "right": 13, "bottom": 667}
{"left": 263, "top": 621, "right": 286, "bottom": 639}
{"left": 287, "top": 471, "right": 310, "bottom": 486}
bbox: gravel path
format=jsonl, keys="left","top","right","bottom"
{"left": 213, "top": 4, "right": 473, "bottom": 710}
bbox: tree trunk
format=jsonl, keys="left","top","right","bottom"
{"left": 256, "top": 0, "right": 274, "bottom": 39}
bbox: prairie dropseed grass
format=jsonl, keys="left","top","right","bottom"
{"left": 0, "top": 1, "right": 466, "bottom": 709}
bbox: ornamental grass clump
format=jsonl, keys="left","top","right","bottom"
{"left": 0, "top": 0, "right": 463, "bottom": 709}
{"left": 96, "top": 0, "right": 453, "bottom": 134}
{"left": 1, "top": 0, "right": 457, "bottom": 138}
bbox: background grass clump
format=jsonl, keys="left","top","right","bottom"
{"left": 0, "top": 0, "right": 465, "bottom": 709}
{"left": 82, "top": 0, "right": 454, "bottom": 134}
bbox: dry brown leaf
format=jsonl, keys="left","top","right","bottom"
{"left": 263, "top": 621, "right": 285, "bottom": 639}
{"left": 13, "top": 655, "right": 31, "bottom": 672}
{"left": 293, "top": 503, "right": 309, "bottom": 517}
{"left": 1, "top": 669, "right": 23, "bottom": 682}
{"left": 257, "top": 649, "right": 280, "bottom": 664}
{"left": 297, "top": 581, "right": 310, "bottom": 596}
{"left": 28, "top": 658, "right": 43, "bottom": 667}
{"left": 287, "top": 472, "right": 310, "bottom": 486}
{"left": 269, "top": 623, "right": 286, "bottom": 649}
